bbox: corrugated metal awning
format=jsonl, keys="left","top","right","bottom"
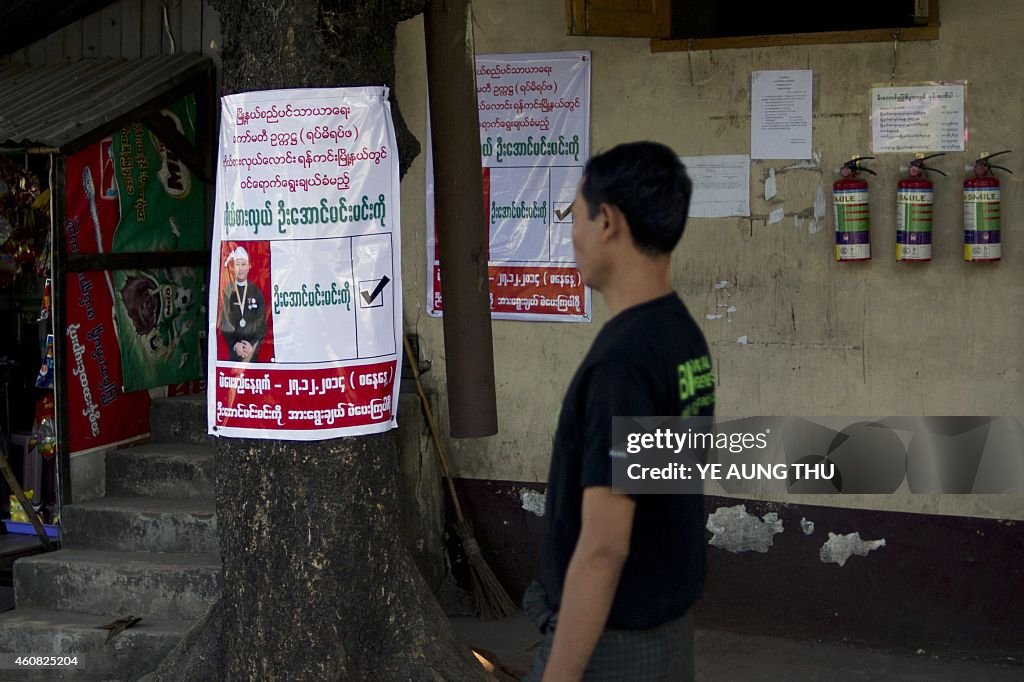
{"left": 0, "top": 53, "right": 211, "bottom": 152}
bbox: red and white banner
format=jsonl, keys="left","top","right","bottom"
{"left": 426, "top": 51, "right": 592, "bottom": 322}
{"left": 208, "top": 87, "right": 402, "bottom": 440}
{"left": 64, "top": 141, "right": 151, "bottom": 455}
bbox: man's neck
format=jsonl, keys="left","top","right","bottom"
{"left": 235, "top": 279, "right": 248, "bottom": 286}
{"left": 601, "top": 258, "right": 673, "bottom": 318}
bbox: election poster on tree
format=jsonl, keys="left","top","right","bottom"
{"left": 63, "top": 96, "right": 206, "bottom": 455}
{"left": 426, "top": 51, "right": 592, "bottom": 322}
{"left": 208, "top": 87, "right": 402, "bottom": 440}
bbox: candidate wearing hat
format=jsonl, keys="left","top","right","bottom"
{"left": 219, "top": 245, "right": 267, "bottom": 362}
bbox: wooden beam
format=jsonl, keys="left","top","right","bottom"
{"left": 652, "top": 25, "right": 939, "bottom": 53}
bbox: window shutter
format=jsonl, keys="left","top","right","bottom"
{"left": 566, "top": 0, "right": 671, "bottom": 38}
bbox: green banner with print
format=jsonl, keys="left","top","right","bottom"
{"left": 111, "top": 96, "right": 207, "bottom": 391}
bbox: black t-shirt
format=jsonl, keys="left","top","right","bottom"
{"left": 540, "top": 293, "right": 715, "bottom": 630}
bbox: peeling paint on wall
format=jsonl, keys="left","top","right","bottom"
{"left": 706, "top": 504, "right": 784, "bottom": 553}
{"left": 780, "top": 158, "right": 821, "bottom": 172}
{"left": 811, "top": 185, "right": 826, "bottom": 234}
{"left": 764, "top": 167, "right": 777, "bottom": 200}
{"left": 819, "top": 532, "right": 886, "bottom": 566}
{"left": 520, "top": 489, "right": 546, "bottom": 517}
{"left": 801, "top": 517, "right": 815, "bottom": 535}
{"left": 714, "top": 280, "right": 731, "bottom": 289}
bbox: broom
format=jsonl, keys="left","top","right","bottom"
{"left": 402, "top": 333, "right": 517, "bottom": 620}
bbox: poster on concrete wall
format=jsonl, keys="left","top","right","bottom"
{"left": 208, "top": 87, "right": 402, "bottom": 440}
{"left": 870, "top": 82, "right": 966, "bottom": 153}
{"left": 426, "top": 51, "right": 592, "bottom": 322}
{"left": 681, "top": 154, "right": 751, "bottom": 218}
{"left": 751, "top": 70, "right": 813, "bottom": 160}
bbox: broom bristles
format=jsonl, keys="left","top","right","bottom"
{"left": 402, "top": 333, "right": 518, "bottom": 620}
{"left": 456, "top": 520, "right": 518, "bottom": 620}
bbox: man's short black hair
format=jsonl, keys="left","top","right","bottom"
{"left": 580, "top": 141, "right": 693, "bottom": 255}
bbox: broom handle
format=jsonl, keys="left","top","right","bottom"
{"left": 402, "top": 333, "right": 468, "bottom": 525}
{"left": 0, "top": 437, "right": 53, "bottom": 551}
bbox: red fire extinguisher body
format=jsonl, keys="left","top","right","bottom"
{"left": 963, "top": 174, "right": 1001, "bottom": 262}
{"left": 834, "top": 175, "right": 871, "bottom": 261}
{"left": 896, "top": 176, "right": 934, "bottom": 262}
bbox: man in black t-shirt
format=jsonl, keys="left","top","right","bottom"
{"left": 525, "top": 142, "right": 714, "bottom": 681}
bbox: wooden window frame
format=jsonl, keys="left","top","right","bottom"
{"left": 566, "top": 0, "right": 672, "bottom": 39}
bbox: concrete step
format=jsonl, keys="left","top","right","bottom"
{"left": 0, "top": 608, "right": 193, "bottom": 681}
{"left": 149, "top": 394, "right": 209, "bottom": 445}
{"left": 61, "top": 498, "right": 218, "bottom": 555}
{"left": 105, "top": 442, "right": 214, "bottom": 499}
{"left": 14, "top": 549, "right": 220, "bottom": 620}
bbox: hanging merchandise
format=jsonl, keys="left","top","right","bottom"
{"left": 897, "top": 153, "right": 946, "bottom": 262}
{"left": 964, "top": 151, "right": 1012, "bottom": 263}
{"left": 30, "top": 394, "right": 58, "bottom": 524}
{"left": 34, "top": 417, "right": 57, "bottom": 460}
{"left": 35, "top": 334, "right": 54, "bottom": 389}
{"left": 37, "top": 277, "right": 51, "bottom": 321}
{"left": 0, "top": 157, "right": 47, "bottom": 288}
{"left": 33, "top": 191, "right": 50, "bottom": 277}
{"left": 833, "top": 156, "right": 875, "bottom": 262}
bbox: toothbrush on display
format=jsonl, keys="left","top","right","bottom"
{"left": 82, "top": 167, "right": 118, "bottom": 310}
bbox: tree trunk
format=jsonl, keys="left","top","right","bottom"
{"left": 150, "top": 1, "right": 485, "bottom": 679}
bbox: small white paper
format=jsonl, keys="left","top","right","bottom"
{"left": 871, "top": 83, "right": 966, "bottom": 153}
{"left": 751, "top": 70, "right": 813, "bottom": 160}
{"left": 768, "top": 206, "right": 785, "bottom": 224}
{"left": 680, "top": 154, "right": 750, "bottom": 218}
{"left": 764, "top": 167, "right": 777, "bottom": 200}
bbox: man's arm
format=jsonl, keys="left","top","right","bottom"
{"left": 249, "top": 285, "right": 269, "bottom": 342}
{"left": 541, "top": 486, "right": 635, "bottom": 682}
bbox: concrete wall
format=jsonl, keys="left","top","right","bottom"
{"left": 70, "top": 450, "right": 105, "bottom": 503}
{"left": 395, "top": 0, "right": 1024, "bottom": 520}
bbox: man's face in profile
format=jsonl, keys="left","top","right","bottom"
{"left": 233, "top": 258, "right": 250, "bottom": 283}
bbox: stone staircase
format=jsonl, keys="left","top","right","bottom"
{"left": 0, "top": 394, "right": 219, "bottom": 681}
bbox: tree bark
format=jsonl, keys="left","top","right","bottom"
{"left": 150, "top": 1, "right": 486, "bottom": 679}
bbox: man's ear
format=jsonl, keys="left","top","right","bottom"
{"left": 599, "top": 203, "right": 627, "bottom": 243}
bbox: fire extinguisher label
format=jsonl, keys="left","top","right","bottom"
{"left": 963, "top": 187, "right": 1001, "bottom": 261}
{"left": 834, "top": 189, "right": 870, "bottom": 261}
{"left": 896, "top": 188, "right": 933, "bottom": 261}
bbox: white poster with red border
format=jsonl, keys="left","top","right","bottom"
{"left": 426, "top": 51, "right": 592, "bottom": 322}
{"left": 208, "top": 87, "right": 402, "bottom": 440}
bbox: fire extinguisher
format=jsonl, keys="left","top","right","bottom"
{"left": 897, "top": 153, "right": 946, "bottom": 262}
{"left": 834, "top": 156, "right": 875, "bottom": 262}
{"left": 964, "top": 151, "right": 1012, "bottom": 262}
